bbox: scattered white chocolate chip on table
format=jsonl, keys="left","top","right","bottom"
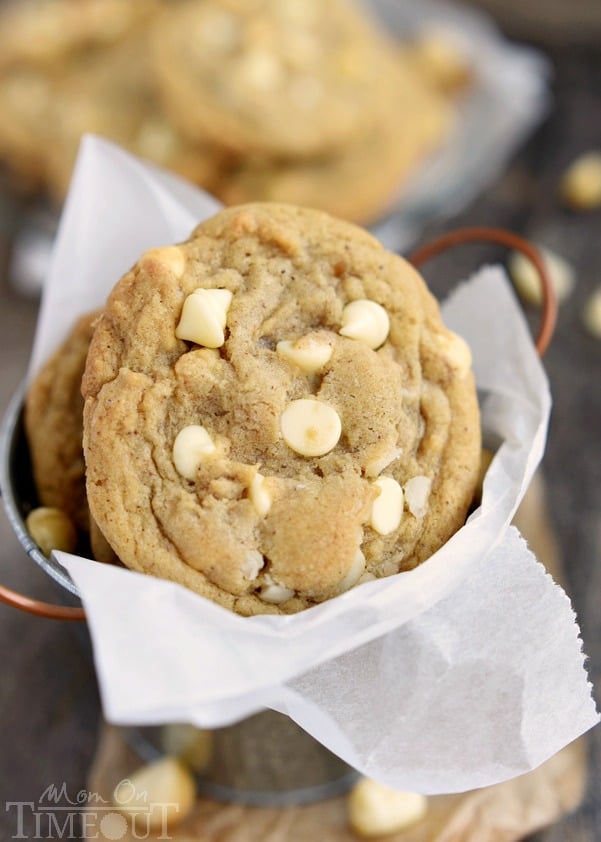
{"left": 339, "top": 299, "right": 390, "bottom": 349}
{"left": 175, "top": 288, "right": 233, "bottom": 348}
{"left": 369, "top": 476, "right": 404, "bottom": 535}
{"left": 25, "top": 506, "right": 77, "bottom": 556}
{"left": 348, "top": 777, "right": 428, "bottom": 837}
{"left": 508, "top": 245, "right": 575, "bottom": 306}
{"left": 172, "top": 425, "right": 216, "bottom": 480}
{"left": 280, "top": 398, "right": 341, "bottom": 457}
{"left": 560, "top": 151, "right": 601, "bottom": 210}
{"left": 113, "top": 756, "right": 196, "bottom": 831}
{"left": 582, "top": 287, "right": 601, "bottom": 339}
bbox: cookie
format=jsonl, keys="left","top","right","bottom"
{"left": 0, "top": 10, "right": 227, "bottom": 200}
{"left": 25, "top": 310, "right": 101, "bottom": 532}
{"left": 0, "top": 0, "right": 158, "bottom": 71}
{"left": 42, "top": 32, "right": 225, "bottom": 202}
{"left": 151, "top": 0, "right": 400, "bottom": 159}
{"left": 216, "top": 53, "right": 451, "bottom": 224}
{"left": 0, "top": 0, "right": 462, "bottom": 228}
{"left": 0, "top": 66, "right": 53, "bottom": 190}
{"left": 89, "top": 516, "right": 120, "bottom": 566}
{"left": 82, "top": 203, "right": 481, "bottom": 615}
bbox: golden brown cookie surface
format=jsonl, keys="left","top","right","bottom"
{"left": 83, "top": 203, "right": 480, "bottom": 615}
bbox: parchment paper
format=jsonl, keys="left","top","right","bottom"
{"left": 85, "top": 475, "right": 588, "bottom": 841}
{"left": 29, "top": 137, "right": 598, "bottom": 795}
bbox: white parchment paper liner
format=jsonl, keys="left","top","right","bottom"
{"left": 30, "top": 138, "right": 598, "bottom": 795}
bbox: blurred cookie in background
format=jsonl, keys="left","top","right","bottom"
{"left": 0, "top": 0, "right": 158, "bottom": 70}
{"left": 41, "top": 31, "right": 229, "bottom": 202}
{"left": 217, "top": 52, "right": 451, "bottom": 223}
{"left": 0, "top": 0, "right": 460, "bottom": 227}
{"left": 151, "top": 0, "right": 409, "bottom": 159}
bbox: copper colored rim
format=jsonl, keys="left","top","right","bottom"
{"left": 2, "top": 227, "right": 556, "bottom": 621}
{"left": 0, "top": 584, "right": 85, "bottom": 621}
{"left": 408, "top": 226, "right": 557, "bottom": 357}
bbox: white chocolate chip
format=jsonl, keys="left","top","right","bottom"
{"left": 173, "top": 425, "right": 216, "bottom": 480}
{"left": 280, "top": 398, "right": 341, "bottom": 457}
{"left": 369, "top": 476, "right": 404, "bottom": 535}
{"left": 175, "top": 288, "right": 233, "bottom": 348}
{"left": 142, "top": 246, "right": 186, "bottom": 278}
{"left": 113, "top": 757, "right": 196, "bottom": 831}
{"left": 508, "top": 247, "right": 575, "bottom": 306}
{"left": 260, "top": 576, "right": 295, "bottom": 604}
{"left": 348, "top": 778, "right": 428, "bottom": 837}
{"left": 276, "top": 335, "right": 332, "bottom": 372}
{"left": 248, "top": 472, "right": 272, "bottom": 516}
{"left": 339, "top": 299, "right": 390, "bottom": 349}
{"left": 405, "top": 476, "right": 432, "bottom": 519}
{"left": 161, "top": 724, "right": 213, "bottom": 772}
{"left": 583, "top": 287, "right": 601, "bottom": 338}
{"left": 26, "top": 507, "right": 77, "bottom": 556}
{"left": 435, "top": 331, "right": 472, "bottom": 377}
{"left": 560, "top": 151, "right": 601, "bottom": 210}
{"left": 337, "top": 549, "right": 366, "bottom": 593}
{"left": 365, "top": 448, "right": 401, "bottom": 478}
{"left": 238, "top": 49, "right": 282, "bottom": 91}
{"left": 241, "top": 550, "right": 265, "bottom": 581}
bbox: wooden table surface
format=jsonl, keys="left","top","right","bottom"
{"left": 0, "top": 41, "right": 599, "bottom": 842}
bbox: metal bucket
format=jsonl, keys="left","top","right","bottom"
{"left": 0, "top": 227, "right": 556, "bottom": 805}
{"left": 0, "top": 387, "right": 358, "bottom": 806}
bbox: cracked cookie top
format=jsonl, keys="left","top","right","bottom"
{"left": 82, "top": 203, "right": 481, "bottom": 615}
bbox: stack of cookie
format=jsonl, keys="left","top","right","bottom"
{"left": 25, "top": 202, "right": 481, "bottom": 615}
{"left": 0, "top": 0, "right": 463, "bottom": 224}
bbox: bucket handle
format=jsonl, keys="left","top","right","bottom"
{"left": 408, "top": 226, "right": 556, "bottom": 356}
{"left": 0, "top": 585, "right": 85, "bottom": 621}
{"left": 0, "top": 226, "right": 556, "bottom": 621}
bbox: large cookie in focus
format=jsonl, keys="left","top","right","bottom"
{"left": 82, "top": 203, "right": 480, "bottom": 615}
